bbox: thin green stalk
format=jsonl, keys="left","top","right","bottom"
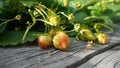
{"left": 22, "top": 18, "right": 36, "bottom": 41}
{"left": 22, "top": 22, "right": 31, "bottom": 41}
{"left": 54, "top": 1, "right": 59, "bottom": 12}
{"left": 22, "top": 9, "right": 37, "bottom": 41}
{"left": 40, "top": 7, "right": 48, "bottom": 18}
{"left": 0, "top": 18, "right": 7, "bottom": 21}
{"left": 84, "top": 16, "right": 96, "bottom": 20}
{"left": 58, "top": 12, "right": 68, "bottom": 18}
{"left": 37, "top": 19, "right": 52, "bottom": 33}
{"left": 35, "top": 8, "right": 46, "bottom": 20}
{"left": 0, "top": 18, "right": 16, "bottom": 26}
{"left": 94, "top": 23, "right": 113, "bottom": 33}
{"left": 45, "top": 7, "right": 55, "bottom": 14}
{"left": 22, "top": 22, "right": 35, "bottom": 41}
{"left": 36, "top": 19, "right": 54, "bottom": 26}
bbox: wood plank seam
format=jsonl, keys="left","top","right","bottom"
{"left": 66, "top": 42, "right": 120, "bottom": 68}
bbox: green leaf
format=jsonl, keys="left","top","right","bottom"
{"left": 107, "top": 2, "right": 120, "bottom": 21}
{"left": 67, "top": 0, "right": 97, "bottom": 12}
{"left": 107, "top": 2, "right": 120, "bottom": 13}
{"left": 0, "top": 24, "right": 7, "bottom": 33}
{"left": 101, "top": 16, "right": 114, "bottom": 27}
{"left": 103, "top": 8, "right": 114, "bottom": 17}
{"left": 90, "top": 10, "right": 100, "bottom": 16}
{"left": 20, "top": 0, "right": 38, "bottom": 7}
{"left": 74, "top": 11, "right": 88, "bottom": 22}
{"left": 0, "top": 31, "right": 40, "bottom": 47}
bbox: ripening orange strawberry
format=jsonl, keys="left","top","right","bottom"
{"left": 37, "top": 34, "right": 53, "bottom": 49}
{"left": 97, "top": 33, "right": 107, "bottom": 45}
{"left": 53, "top": 31, "right": 69, "bottom": 50}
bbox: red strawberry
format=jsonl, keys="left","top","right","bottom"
{"left": 53, "top": 31, "right": 69, "bottom": 50}
{"left": 97, "top": 33, "right": 107, "bottom": 45}
{"left": 37, "top": 34, "right": 52, "bottom": 49}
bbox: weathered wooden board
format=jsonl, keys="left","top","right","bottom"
{"left": 0, "top": 38, "right": 93, "bottom": 68}
{"left": 0, "top": 23, "right": 120, "bottom": 68}
{"left": 78, "top": 45, "right": 120, "bottom": 68}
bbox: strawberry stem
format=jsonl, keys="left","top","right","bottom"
{"left": 94, "top": 23, "right": 113, "bottom": 33}
{"left": 22, "top": 9, "right": 37, "bottom": 41}
{"left": 0, "top": 18, "right": 16, "bottom": 26}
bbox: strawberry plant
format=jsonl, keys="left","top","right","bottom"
{"left": 0, "top": 0, "right": 120, "bottom": 50}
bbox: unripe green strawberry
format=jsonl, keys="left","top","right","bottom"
{"left": 62, "top": 0, "right": 69, "bottom": 7}
{"left": 49, "top": 14, "right": 60, "bottom": 26}
{"left": 37, "top": 34, "right": 52, "bottom": 49}
{"left": 68, "top": 13, "right": 75, "bottom": 21}
{"left": 75, "top": 2, "right": 81, "bottom": 8}
{"left": 79, "top": 29, "right": 96, "bottom": 41}
{"left": 53, "top": 31, "right": 69, "bottom": 50}
{"left": 97, "top": 33, "right": 107, "bottom": 45}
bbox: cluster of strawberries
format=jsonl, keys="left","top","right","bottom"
{"left": 37, "top": 29, "right": 69, "bottom": 51}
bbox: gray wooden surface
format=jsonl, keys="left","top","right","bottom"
{"left": 78, "top": 45, "right": 120, "bottom": 68}
{"left": 0, "top": 23, "right": 120, "bottom": 68}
